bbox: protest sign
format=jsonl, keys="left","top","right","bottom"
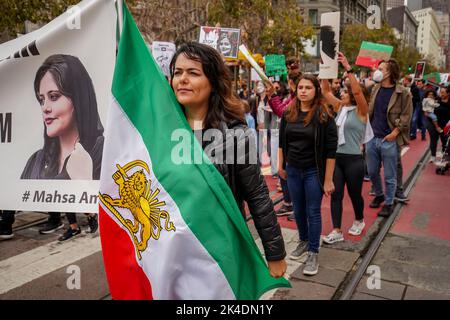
{"left": 0, "top": 0, "right": 116, "bottom": 212}
{"left": 265, "top": 54, "right": 287, "bottom": 77}
{"left": 199, "top": 26, "right": 240, "bottom": 58}
{"left": 152, "top": 41, "right": 176, "bottom": 77}
{"left": 355, "top": 41, "right": 393, "bottom": 68}
{"left": 319, "top": 12, "right": 340, "bottom": 79}
{"left": 414, "top": 61, "right": 426, "bottom": 80}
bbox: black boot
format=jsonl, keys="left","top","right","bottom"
{"left": 369, "top": 195, "right": 385, "bottom": 208}
{"left": 378, "top": 204, "right": 394, "bottom": 217}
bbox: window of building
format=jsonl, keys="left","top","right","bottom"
{"left": 309, "top": 9, "right": 318, "bottom": 25}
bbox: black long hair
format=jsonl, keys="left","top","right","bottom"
{"left": 169, "top": 42, "right": 245, "bottom": 130}
{"left": 34, "top": 54, "right": 103, "bottom": 177}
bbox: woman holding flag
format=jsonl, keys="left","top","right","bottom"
{"left": 169, "top": 42, "right": 287, "bottom": 279}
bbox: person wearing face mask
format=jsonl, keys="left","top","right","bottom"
{"left": 366, "top": 59, "right": 413, "bottom": 217}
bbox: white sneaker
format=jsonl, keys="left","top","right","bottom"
{"left": 348, "top": 220, "right": 365, "bottom": 236}
{"left": 322, "top": 230, "right": 344, "bottom": 244}
{"left": 430, "top": 156, "right": 436, "bottom": 163}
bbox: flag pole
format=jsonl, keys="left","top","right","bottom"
{"left": 117, "top": 0, "right": 124, "bottom": 37}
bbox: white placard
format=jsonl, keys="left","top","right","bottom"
{"left": 0, "top": 0, "right": 116, "bottom": 212}
{"left": 319, "top": 12, "right": 340, "bottom": 79}
{"left": 152, "top": 41, "right": 176, "bottom": 77}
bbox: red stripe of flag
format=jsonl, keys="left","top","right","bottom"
{"left": 99, "top": 206, "right": 153, "bottom": 300}
{"left": 355, "top": 56, "right": 381, "bottom": 68}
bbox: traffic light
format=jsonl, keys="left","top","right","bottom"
{"left": 408, "top": 65, "right": 412, "bottom": 73}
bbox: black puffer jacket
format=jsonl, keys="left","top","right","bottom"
{"left": 204, "top": 120, "right": 286, "bottom": 262}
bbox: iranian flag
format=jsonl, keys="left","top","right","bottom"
{"left": 355, "top": 41, "right": 393, "bottom": 68}
{"left": 98, "top": 2, "right": 290, "bottom": 300}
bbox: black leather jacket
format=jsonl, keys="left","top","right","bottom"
{"left": 203, "top": 120, "right": 286, "bottom": 262}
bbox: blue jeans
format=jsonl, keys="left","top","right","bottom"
{"left": 366, "top": 138, "right": 398, "bottom": 205}
{"left": 286, "top": 165, "right": 323, "bottom": 253}
{"left": 410, "top": 102, "right": 426, "bottom": 138}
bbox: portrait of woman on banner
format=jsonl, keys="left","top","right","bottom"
{"left": 21, "top": 54, "right": 104, "bottom": 180}
{"left": 218, "top": 30, "right": 239, "bottom": 58}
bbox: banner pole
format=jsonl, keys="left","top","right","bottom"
{"left": 117, "top": 0, "right": 124, "bottom": 37}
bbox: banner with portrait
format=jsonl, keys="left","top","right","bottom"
{"left": 199, "top": 26, "right": 240, "bottom": 59}
{"left": 0, "top": 0, "right": 116, "bottom": 213}
{"left": 151, "top": 41, "right": 176, "bottom": 78}
{"left": 414, "top": 61, "right": 426, "bottom": 80}
{"left": 319, "top": 12, "right": 340, "bottom": 79}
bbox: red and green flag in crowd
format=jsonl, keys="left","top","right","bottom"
{"left": 98, "top": 2, "right": 290, "bottom": 300}
{"left": 355, "top": 41, "right": 394, "bottom": 68}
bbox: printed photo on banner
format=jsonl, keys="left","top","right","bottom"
{"left": 199, "top": 26, "right": 240, "bottom": 58}
{"left": 414, "top": 61, "right": 426, "bottom": 80}
{"left": 0, "top": 0, "right": 116, "bottom": 213}
{"left": 152, "top": 41, "right": 176, "bottom": 78}
{"left": 319, "top": 12, "right": 340, "bottom": 79}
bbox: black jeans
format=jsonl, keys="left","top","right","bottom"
{"left": 331, "top": 154, "right": 365, "bottom": 229}
{"left": 280, "top": 177, "right": 291, "bottom": 203}
{"left": 48, "top": 212, "right": 78, "bottom": 225}
{"left": 426, "top": 117, "right": 445, "bottom": 157}
{"left": 396, "top": 143, "right": 404, "bottom": 194}
{"left": 0, "top": 210, "right": 15, "bottom": 227}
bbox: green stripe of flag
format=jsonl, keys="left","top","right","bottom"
{"left": 361, "top": 41, "right": 393, "bottom": 54}
{"left": 112, "top": 2, "right": 289, "bottom": 299}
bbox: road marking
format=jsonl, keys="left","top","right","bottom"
{"left": 401, "top": 146, "right": 410, "bottom": 157}
{"left": 0, "top": 234, "right": 101, "bottom": 295}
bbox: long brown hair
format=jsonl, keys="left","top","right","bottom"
{"left": 286, "top": 74, "right": 331, "bottom": 125}
{"left": 170, "top": 42, "right": 245, "bottom": 129}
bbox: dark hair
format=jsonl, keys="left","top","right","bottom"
{"left": 170, "top": 42, "right": 245, "bottom": 129}
{"left": 34, "top": 54, "right": 103, "bottom": 178}
{"left": 379, "top": 59, "right": 400, "bottom": 83}
{"left": 286, "top": 74, "right": 332, "bottom": 125}
{"left": 425, "top": 89, "right": 436, "bottom": 98}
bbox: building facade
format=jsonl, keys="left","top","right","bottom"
{"left": 387, "top": 5, "right": 419, "bottom": 48}
{"left": 434, "top": 11, "right": 450, "bottom": 69}
{"left": 412, "top": 7, "right": 442, "bottom": 66}
{"left": 406, "top": 0, "right": 423, "bottom": 11}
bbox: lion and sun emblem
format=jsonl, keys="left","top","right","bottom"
{"left": 99, "top": 160, "right": 176, "bottom": 260}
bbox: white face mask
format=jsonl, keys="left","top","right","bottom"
{"left": 373, "top": 70, "right": 384, "bottom": 83}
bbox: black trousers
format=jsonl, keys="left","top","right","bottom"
{"left": 396, "top": 143, "right": 404, "bottom": 194}
{"left": 0, "top": 210, "right": 15, "bottom": 226}
{"left": 331, "top": 154, "right": 365, "bottom": 229}
{"left": 426, "top": 117, "right": 445, "bottom": 157}
{"left": 48, "top": 212, "right": 78, "bottom": 225}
